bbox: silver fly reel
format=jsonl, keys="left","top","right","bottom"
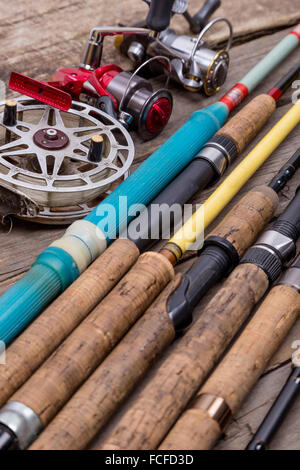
{"left": 0, "top": 98, "right": 134, "bottom": 224}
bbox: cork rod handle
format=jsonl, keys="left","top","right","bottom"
{"left": 216, "top": 94, "right": 276, "bottom": 154}
{"left": 0, "top": 238, "right": 139, "bottom": 408}
{"left": 30, "top": 277, "right": 181, "bottom": 450}
{"left": 160, "top": 285, "right": 300, "bottom": 450}
{"left": 10, "top": 252, "right": 174, "bottom": 429}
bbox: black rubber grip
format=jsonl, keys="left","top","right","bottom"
{"left": 146, "top": 0, "right": 175, "bottom": 32}
{"left": 204, "top": 235, "right": 240, "bottom": 271}
{"left": 192, "top": 0, "right": 221, "bottom": 33}
{"left": 241, "top": 246, "right": 282, "bottom": 284}
{"left": 168, "top": 244, "right": 231, "bottom": 331}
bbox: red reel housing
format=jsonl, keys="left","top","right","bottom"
{"left": 10, "top": 63, "right": 173, "bottom": 141}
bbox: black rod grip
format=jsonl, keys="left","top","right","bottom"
{"left": 168, "top": 245, "right": 231, "bottom": 331}
{"left": 127, "top": 158, "right": 216, "bottom": 252}
{"left": 146, "top": 0, "right": 175, "bottom": 32}
{"left": 191, "top": 0, "right": 221, "bottom": 33}
{"left": 246, "top": 367, "right": 300, "bottom": 450}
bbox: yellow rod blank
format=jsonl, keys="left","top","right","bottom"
{"left": 169, "top": 100, "right": 300, "bottom": 254}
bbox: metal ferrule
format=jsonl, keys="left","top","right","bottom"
{"left": 162, "top": 241, "right": 183, "bottom": 263}
{"left": 192, "top": 393, "right": 232, "bottom": 429}
{"left": 195, "top": 143, "right": 229, "bottom": 177}
{"left": 0, "top": 402, "right": 42, "bottom": 450}
{"left": 255, "top": 230, "right": 296, "bottom": 262}
{"left": 278, "top": 256, "right": 300, "bottom": 292}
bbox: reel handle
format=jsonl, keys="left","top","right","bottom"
{"left": 146, "top": 0, "right": 175, "bottom": 32}
{"left": 9, "top": 72, "right": 72, "bottom": 111}
{"left": 188, "top": 0, "right": 221, "bottom": 34}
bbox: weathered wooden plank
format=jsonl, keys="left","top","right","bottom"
{"left": 0, "top": 222, "right": 65, "bottom": 280}
{"left": 1, "top": 0, "right": 299, "bottom": 80}
{"left": 187, "top": 0, "right": 300, "bottom": 43}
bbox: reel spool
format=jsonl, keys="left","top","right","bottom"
{"left": 0, "top": 97, "right": 134, "bottom": 224}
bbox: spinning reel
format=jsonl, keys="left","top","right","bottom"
{"left": 11, "top": 27, "right": 173, "bottom": 142}
{"left": 118, "top": 0, "right": 233, "bottom": 95}
{"left": 0, "top": 97, "right": 134, "bottom": 224}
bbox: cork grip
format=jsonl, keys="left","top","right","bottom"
{"left": 101, "top": 264, "right": 269, "bottom": 450}
{"left": 0, "top": 238, "right": 139, "bottom": 408}
{"left": 10, "top": 252, "right": 174, "bottom": 428}
{"left": 216, "top": 94, "right": 276, "bottom": 154}
{"left": 30, "top": 276, "right": 181, "bottom": 450}
{"left": 162, "top": 285, "right": 300, "bottom": 450}
{"left": 160, "top": 410, "right": 221, "bottom": 450}
{"left": 207, "top": 185, "right": 278, "bottom": 258}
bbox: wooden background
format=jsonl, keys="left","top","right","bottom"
{"left": 0, "top": 0, "right": 300, "bottom": 450}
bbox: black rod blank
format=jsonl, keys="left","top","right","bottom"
{"left": 246, "top": 366, "right": 300, "bottom": 450}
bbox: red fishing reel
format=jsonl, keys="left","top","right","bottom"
{"left": 52, "top": 62, "right": 173, "bottom": 140}
{"left": 10, "top": 27, "right": 173, "bottom": 141}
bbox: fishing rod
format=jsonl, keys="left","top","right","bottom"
{"left": 127, "top": 62, "right": 300, "bottom": 251}
{"left": 97, "top": 189, "right": 300, "bottom": 451}
{"left": 0, "top": 127, "right": 299, "bottom": 451}
{"left": 25, "top": 155, "right": 300, "bottom": 451}
{"left": 0, "top": 65, "right": 298, "bottom": 412}
{"left": 246, "top": 352, "right": 300, "bottom": 450}
{"left": 0, "top": 25, "right": 300, "bottom": 345}
{"left": 157, "top": 254, "right": 300, "bottom": 450}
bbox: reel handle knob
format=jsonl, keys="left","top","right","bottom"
{"left": 188, "top": 0, "right": 221, "bottom": 34}
{"left": 146, "top": 0, "right": 175, "bottom": 32}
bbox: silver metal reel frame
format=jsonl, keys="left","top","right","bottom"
{"left": 0, "top": 97, "right": 135, "bottom": 209}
